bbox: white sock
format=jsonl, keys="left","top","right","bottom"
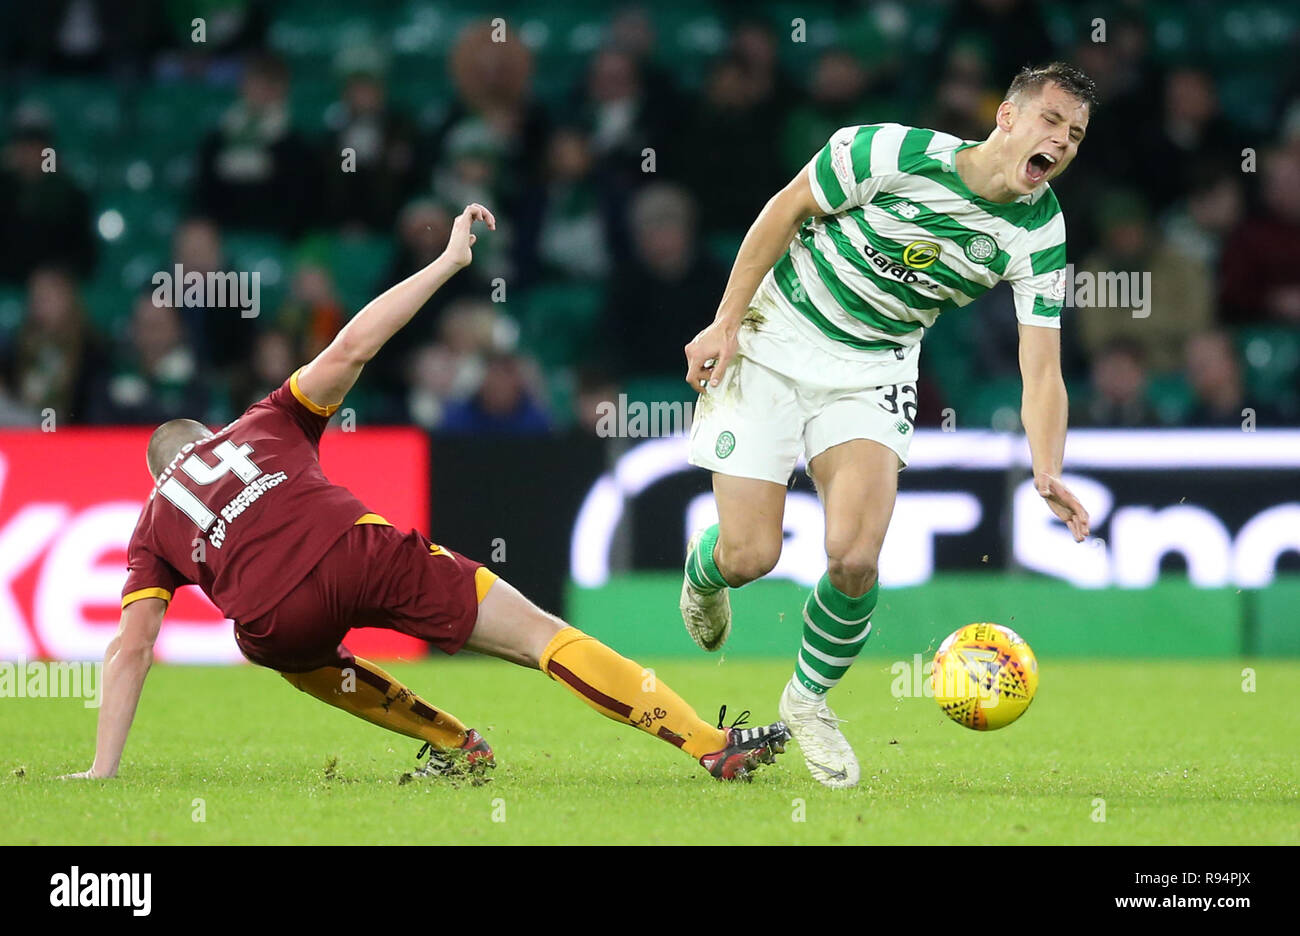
{"left": 787, "top": 674, "right": 823, "bottom": 702}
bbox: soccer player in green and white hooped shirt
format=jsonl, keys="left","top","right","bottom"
{"left": 681, "top": 63, "right": 1096, "bottom": 787}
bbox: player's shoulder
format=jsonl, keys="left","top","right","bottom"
{"left": 128, "top": 483, "right": 165, "bottom": 550}
{"left": 889, "top": 125, "right": 966, "bottom": 174}
{"left": 824, "top": 123, "right": 951, "bottom": 183}
{"left": 238, "top": 370, "right": 332, "bottom": 426}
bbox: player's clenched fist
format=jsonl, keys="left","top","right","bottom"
{"left": 444, "top": 203, "right": 497, "bottom": 269}
{"left": 684, "top": 319, "right": 739, "bottom": 391}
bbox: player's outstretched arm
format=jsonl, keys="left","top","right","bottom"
{"left": 61, "top": 598, "right": 166, "bottom": 779}
{"left": 296, "top": 203, "right": 496, "bottom": 409}
{"left": 685, "top": 171, "right": 822, "bottom": 389}
{"left": 1018, "top": 323, "right": 1090, "bottom": 542}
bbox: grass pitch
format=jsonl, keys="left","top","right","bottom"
{"left": 3, "top": 657, "right": 1297, "bottom": 845}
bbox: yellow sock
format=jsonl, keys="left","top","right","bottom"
{"left": 539, "top": 627, "right": 727, "bottom": 759}
{"left": 283, "top": 656, "right": 468, "bottom": 749}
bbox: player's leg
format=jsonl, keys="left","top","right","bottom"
{"left": 280, "top": 655, "right": 492, "bottom": 774}
{"left": 778, "top": 428, "right": 903, "bottom": 788}
{"left": 234, "top": 527, "right": 493, "bottom": 775}
{"left": 797, "top": 438, "right": 897, "bottom": 695}
{"left": 468, "top": 577, "right": 789, "bottom": 780}
{"left": 683, "top": 353, "right": 802, "bottom": 650}
{"left": 680, "top": 474, "right": 786, "bottom": 650}
{"left": 706, "top": 473, "right": 787, "bottom": 587}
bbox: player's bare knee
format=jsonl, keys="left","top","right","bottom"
{"left": 717, "top": 539, "right": 780, "bottom": 585}
{"left": 826, "top": 550, "right": 878, "bottom": 597}
{"left": 524, "top": 608, "right": 566, "bottom": 668}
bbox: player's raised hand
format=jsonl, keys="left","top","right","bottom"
{"left": 444, "top": 203, "right": 496, "bottom": 269}
{"left": 685, "top": 319, "right": 740, "bottom": 391}
{"left": 1036, "top": 472, "right": 1090, "bottom": 542}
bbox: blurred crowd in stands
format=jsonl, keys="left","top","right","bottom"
{"left": 1, "top": 0, "right": 1298, "bottom": 434}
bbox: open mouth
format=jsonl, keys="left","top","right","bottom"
{"left": 1026, "top": 152, "right": 1057, "bottom": 185}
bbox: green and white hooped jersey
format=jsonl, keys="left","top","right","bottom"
{"left": 769, "top": 122, "right": 1068, "bottom": 352}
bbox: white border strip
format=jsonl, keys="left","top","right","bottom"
{"left": 911, "top": 429, "right": 1300, "bottom": 470}
{"left": 569, "top": 430, "right": 1300, "bottom": 586}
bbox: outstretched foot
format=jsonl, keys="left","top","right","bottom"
{"left": 698, "top": 707, "right": 791, "bottom": 782}
{"left": 402, "top": 729, "right": 495, "bottom": 784}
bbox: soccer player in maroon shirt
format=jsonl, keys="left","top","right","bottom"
{"left": 65, "top": 204, "right": 788, "bottom": 783}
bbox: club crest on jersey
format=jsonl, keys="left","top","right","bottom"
{"left": 902, "top": 240, "right": 941, "bottom": 270}
{"left": 964, "top": 234, "right": 998, "bottom": 265}
{"left": 715, "top": 431, "right": 736, "bottom": 459}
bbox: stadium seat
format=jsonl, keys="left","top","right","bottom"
{"left": 133, "top": 82, "right": 234, "bottom": 150}
{"left": 82, "top": 275, "right": 137, "bottom": 336}
{"left": 289, "top": 79, "right": 339, "bottom": 134}
{"left": 1215, "top": 75, "right": 1274, "bottom": 134}
{"left": 918, "top": 319, "right": 978, "bottom": 406}
{"left": 1147, "top": 3, "right": 1196, "bottom": 62}
{"left": 1146, "top": 373, "right": 1195, "bottom": 425}
{"left": 1202, "top": 1, "right": 1295, "bottom": 68}
{"left": 518, "top": 281, "right": 605, "bottom": 368}
{"left": 622, "top": 375, "right": 697, "bottom": 407}
{"left": 965, "top": 376, "right": 1024, "bottom": 430}
{"left": 541, "top": 368, "right": 578, "bottom": 429}
{"left": 223, "top": 231, "right": 291, "bottom": 321}
{"left": 706, "top": 232, "right": 745, "bottom": 269}
{"left": 1238, "top": 326, "right": 1300, "bottom": 417}
{"left": 0, "top": 285, "right": 24, "bottom": 339}
{"left": 15, "top": 78, "right": 125, "bottom": 147}
{"left": 297, "top": 233, "right": 396, "bottom": 313}
{"left": 97, "top": 189, "right": 182, "bottom": 246}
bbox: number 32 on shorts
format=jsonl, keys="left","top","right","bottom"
{"left": 876, "top": 382, "right": 917, "bottom": 427}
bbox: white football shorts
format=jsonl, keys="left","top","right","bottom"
{"left": 688, "top": 281, "right": 921, "bottom": 485}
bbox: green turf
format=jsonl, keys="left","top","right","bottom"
{"left": 3, "top": 658, "right": 1297, "bottom": 844}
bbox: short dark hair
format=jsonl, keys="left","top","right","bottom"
{"left": 1006, "top": 61, "right": 1099, "bottom": 113}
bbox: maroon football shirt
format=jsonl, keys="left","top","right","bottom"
{"left": 122, "top": 370, "right": 377, "bottom": 622}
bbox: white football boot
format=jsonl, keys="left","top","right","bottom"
{"left": 680, "top": 529, "right": 732, "bottom": 651}
{"left": 779, "top": 679, "right": 860, "bottom": 789}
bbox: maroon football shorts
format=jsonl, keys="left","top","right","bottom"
{"left": 233, "top": 522, "right": 497, "bottom": 673}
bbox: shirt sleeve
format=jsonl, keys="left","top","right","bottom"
{"left": 122, "top": 532, "right": 188, "bottom": 609}
{"left": 1008, "top": 226, "right": 1068, "bottom": 329}
{"left": 806, "top": 123, "right": 897, "bottom": 214}
{"left": 250, "top": 368, "right": 341, "bottom": 446}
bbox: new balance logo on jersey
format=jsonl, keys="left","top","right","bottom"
{"left": 889, "top": 200, "right": 921, "bottom": 220}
